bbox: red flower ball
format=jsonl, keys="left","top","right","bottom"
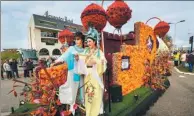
{"left": 154, "top": 21, "right": 170, "bottom": 38}
{"left": 58, "top": 29, "right": 74, "bottom": 44}
{"left": 81, "top": 3, "right": 107, "bottom": 32}
{"left": 106, "top": 0, "right": 132, "bottom": 29}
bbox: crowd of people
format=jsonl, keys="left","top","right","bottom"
{"left": 173, "top": 50, "right": 194, "bottom": 72}
{"left": 1, "top": 58, "right": 34, "bottom": 80}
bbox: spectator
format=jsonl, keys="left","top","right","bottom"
{"left": 180, "top": 51, "right": 187, "bottom": 67}
{"left": 1, "top": 60, "right": 4, "bottom": 80}
{"left": 9, "top": 59, "right": 20, "bottom": 78}
{"left": 173, "top": 51, "right": 179, "bottom": 66}
{"left": 3, "top": 60, "right": 12, "bottom": 79}
{"left": 23, "top": 59, "right": 29, "bottom": 78}
{"left": 187, "top": 51, "right": 194, "bottom": 72}
{"left": 186, "top": 50, "right": 190, "bottom": 62}
{"left": 28, "top": 59, "right": 34, "bottom": 77}
{"left": 46, "top": 57, "right": 52, "bottom": 68}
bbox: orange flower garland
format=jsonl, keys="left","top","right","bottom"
{"left": 112, "top": 22, "right": 158, "bottom": 95}
{"left": 30, "top": 63, "right": 68, "bottom": 115}
{"left": 135, "top": 22, "right": 157, "bottom": 63}
{"left": 113, "top": 45, "right": 147, "bottom": 95}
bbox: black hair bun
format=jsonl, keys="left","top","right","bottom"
{"left": 75, "top": 31, "right": 85, "bottom": 42}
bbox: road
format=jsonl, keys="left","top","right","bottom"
{"left": 1, "top": 68, "right": 194, "bottom": 116}
{"left": 145, "top": 68, "right": 194, "bottom": 116}
{"left": 1, "top": 77, "right": 32, "bottom": 113}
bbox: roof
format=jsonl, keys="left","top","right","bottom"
{"left": 32, "top": 14, "right": 84, "bottom": 33}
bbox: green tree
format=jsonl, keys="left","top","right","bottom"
{"left": 1, "top": 51, "right": 20, "bottom": 61}
{"left": 163, "top": 34, "right": 173, "bottom": 49}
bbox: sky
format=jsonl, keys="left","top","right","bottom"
{"left": 1, "top": 1, "right": 194, "bottom": 50}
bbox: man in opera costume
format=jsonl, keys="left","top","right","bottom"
{"left": 54, "top": 31, "right": 86, "bottom": 115}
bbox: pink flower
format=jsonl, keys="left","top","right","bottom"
{"left": 60, "top": 111, "right": 64, "bottom": 116}
{"left": 33, "top": 99, "right": 40, "bottom": 104}
{"left": 73, "top": 104, "right": 78, "bottom": 110}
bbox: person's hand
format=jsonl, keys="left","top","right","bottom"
{"left": 51, "top": 61, "right": 63, "bottom": 67}
{"left": 50, "top": 63, "right": 56, "bottom": 67}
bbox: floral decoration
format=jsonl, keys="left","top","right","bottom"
{"left": 81, "top": 3, "right": 107, "bottom": 32}
{"left": 9, "top": 63, "right": 69, "bottom": 116}
{"left": 154, "top": 21, "right": 170, "bottom": 38}
{"left": 112, "top": 22, "right": 163, "bottom": 95}
{"left": 106, "top": 0, "right": 132, "bottom": 29}
{"left": 58, "top": 29, "right": 74, "bottom": 44}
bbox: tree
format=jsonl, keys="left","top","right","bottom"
{"left": 1, "top": 51, "right": 20, "bottom": 61}
{"left": 163, "top": 34, "right": 173, "bottom": 49}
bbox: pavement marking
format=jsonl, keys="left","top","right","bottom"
{"left": 179, "top": 75, "right": 186, "bottom": 78}
{"left": 174, "top": 67, "right": 194, "bottom": 76}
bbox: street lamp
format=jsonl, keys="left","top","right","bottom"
{"left": 188, "top": 33, "right": 194, "bottom": 52}
{"left": 168, "top": 20, "right": 185, "bottom": 51}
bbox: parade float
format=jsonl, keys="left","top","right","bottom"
{"left": 9, "top": 0, "right": 171, "bottom": 116}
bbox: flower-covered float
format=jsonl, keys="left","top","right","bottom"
{"left": 9, "top": 1, "right": 171, "bottom": 116}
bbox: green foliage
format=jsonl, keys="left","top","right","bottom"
{"left": 163, "top": 34, "right": 173, "bottom": 49}
{"left": 105, "top": 87, "right": 152, "bottom": 116}
{"left": 164, "top": 34, "right": 172, "bottom": 41}
{"left": 1, "top": 51, "right": 20, "bottom": 61}
{"left": 13, "top": 103, "right": 41, "bottom": 113}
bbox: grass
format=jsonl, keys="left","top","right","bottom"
{"left": 105, "top": 86, "right": 152, "bottom": 116}
{"left": 177, "top": 65, "right": 194, "bottom": 73}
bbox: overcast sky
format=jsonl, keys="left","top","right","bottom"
{"left": 1, "top": 1, "right": 194, "bottom": 50}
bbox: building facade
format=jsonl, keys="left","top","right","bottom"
{"left": 28, "top": 11, "right": 84, "bottom": 59}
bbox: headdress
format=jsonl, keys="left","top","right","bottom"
{"left": 86, "top": 24, "right": 101, "bottom": 58}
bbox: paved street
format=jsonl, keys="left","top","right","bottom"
{"left": 145, "top": 69, "right": 194, "bottom": 116}
{"left": 1, "top": 77, "right": 33, "bottom": 113}
{"left": 1, "top": 68, "right": 194, "bottom": 116}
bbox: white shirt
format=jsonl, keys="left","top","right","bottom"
{"left": 3, "top": 63, "right": 11, "bottom": 71}
{"left": 181, "top": 53, "right": 186, "bottom": 61}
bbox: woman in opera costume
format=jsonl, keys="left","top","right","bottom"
{"left": 75, "top": 26, "right": 107, "bottom": 116}
{"left": 53, "top": 31, "right": 85, "bottom": 115}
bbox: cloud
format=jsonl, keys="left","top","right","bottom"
{"left": 1, "top": 1, "right": 194, "bottom": 50}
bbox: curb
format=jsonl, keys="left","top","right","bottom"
{"left": 174, "top": 67, "right": 194, "bottom": 75}
{"left": 1, "top": 112, "right": 11, "bottom": 116}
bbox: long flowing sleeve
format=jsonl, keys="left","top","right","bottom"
{"left": 55, "top": 47, "right": 72, "bottom": 63}
{"left": 95, "top": 50, "right": 107, "bottom": 77}
{"left": 55, "top": 47, "right": 74, "bottom": 70}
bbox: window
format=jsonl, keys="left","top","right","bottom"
{"left": 39, "top": 20, "right": 57, "bottom": 27}
{"left": 41, "top": 38, "right": 58, "bottom": 45}
{"left": 52, "top": 49, "right": 61, "bottom": 55}
{"left": 41, "top": 30, "right": 58, "bottom": 38}
{"left": 39, "top": 48, "right": 49, "bottom": 56}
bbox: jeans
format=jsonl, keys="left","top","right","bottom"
{"left": 6, "top": 71, "right": 12, "bottom": 79}
{"left": 29, "top": 69, "right": 33, "bottom": 77}
{"left": 188, "top": 63, "right": 193, "bottom": 72}
{"left": 24, "top": 70, "right": 29, "bottom": 78}
{"left": 181, "top": 61, "right": 185, "bottom": 67}
{"left": 12, "top": 70, "right": 19, "bottom": 78}
{"left": 174, "top": 61, "right": 178, "bottom": 66}
{"left": 1, "top": 70, "right": 4, "bottom": 79}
